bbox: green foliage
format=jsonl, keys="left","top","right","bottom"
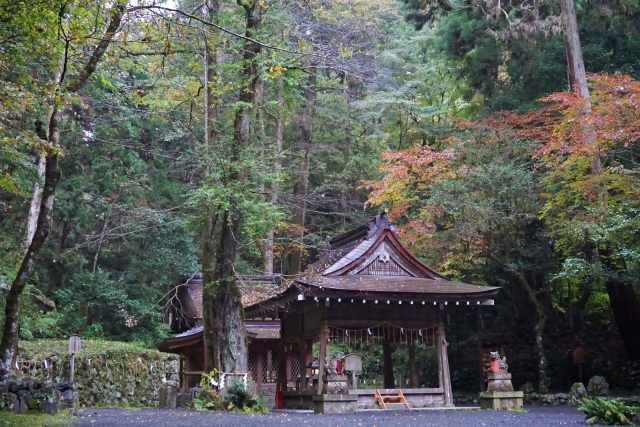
{"left": 224, "top": 379, "right": 269, "bottom": 414}
{"left": 192, "top": 370, "right": 226, "bottom": 411}
{"left": 0, "top": 411, "right": 73, "bottom": 427}
{"left": 432, "top": 0, "right": 640, "bottom": 112}
{"left": 193, "top": 371, "right": 267, "bottom": 414}
{"left": 19, "top": 339, "right": 160, "bottom": 359}
{"left": 580, "top": 397, "right": 639, "bottom": 425}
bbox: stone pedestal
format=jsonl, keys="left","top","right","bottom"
{"left": 487, "top": 372, "right": 515, "bottom": 392}
{"left": 323, "top": 374, "right": 349, "bottom": 395}
{"left": 479, "top": 391, "right": 524, "bottom": 410}
{"left": 313, "top": 394, "right": 358, "bottom": 414}
{"left": 479, "top": 372, "right": 523, "bottom": 410}
{"left": 158, "top": 385, "right": 177, "bottom": 409}
{"left": 314, "top": 373, "right": 356, "bottom": 414}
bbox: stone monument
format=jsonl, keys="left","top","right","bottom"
{"left": 344, "top": 353, "right": 363, "bottom": 390}
{"left": 313, "top": 351, "right": 358, "bottom": 414}
{"left": 479, "top": 352, "right": 524, "bottom": 410}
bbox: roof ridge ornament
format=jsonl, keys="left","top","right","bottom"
{"left": 378, "top": 249, "right": 391, "bottom": 263}
{"left": 375, "top": 212, "right": 390, "bottom": 229}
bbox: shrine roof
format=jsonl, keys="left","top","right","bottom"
{"left": 300, "top": 213, "right": 445, "bottom": 280}
{"left": 175, "top": 325, "right": 203, "bottom": 338}
{"left": 296, "top": 276, "right": 499, "bottom": 298}
{"left": 243, "top": 214, "right": 500, "bottom": 317}
{"left": 176, "top": 275, "right": 282, "bottom": 322}
{"left": 156, "top": 322, "right": 280, "bottom": 352}
{"left": 245, "top": 322, "right": 281, "bottom": 340}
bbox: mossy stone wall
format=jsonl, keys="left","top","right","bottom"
{"left": 16, "top": 340, "right": 179, "bottom": 408}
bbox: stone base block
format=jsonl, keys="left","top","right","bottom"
{"left": 176, "top": 392, "right": 193, "bottom": 408}
{"left": 313, "top": 394, "right": 358, "bottom": 414}
{"left": 486, "top": 372, "right": 514, "bottom": 392}
{"left": 323, "top": 375, "right": 349, "bottom": 395}
{"left": 283, "top": 391, "right": 315, "bottom": 410}
{"left": 10, "top": 398, "right": 28, "bottom": 414}
{"left": 158, "top": 385, "right": 177, "bottom": 409}
{"left": 479, "top": 391, "right": 524, "bottom": 410}
{"left": 487, "top": 372, "right": 511, "bottom": 380}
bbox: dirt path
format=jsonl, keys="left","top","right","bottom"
{"left": 73, "top": 406, "right": 586, "bottom": 427}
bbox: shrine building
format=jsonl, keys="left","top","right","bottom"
{"left": 157, "top": 213, "right": 499, "bottom": 410}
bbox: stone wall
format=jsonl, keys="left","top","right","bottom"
{"left": 6, "top": 340, "right": 180, "bottom": 408}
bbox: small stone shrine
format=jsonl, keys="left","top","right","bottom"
{"left": 479, "top": 352, "right": 523, "bottom": 410}
{"left": 314, "top": 352, "right": 358, "bottom": 414}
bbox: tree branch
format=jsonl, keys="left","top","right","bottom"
{"left": 66, "top": 1, "right": 127, "bottom": 93}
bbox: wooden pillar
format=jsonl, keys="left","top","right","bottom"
{"left": 437, "top": 324, "right": 454, "bottom": 407}
{"left": 179, "top": 354, "right": 184, "bottom": 390}
{"left": 383, "top": 336, "right": 394, "bottom": 388}
{"left": 317, "top": 326, "right": 328, "bottom": 395}
{"left": 277, "top": 342, "right": 287, "bottom": 392}
{"left": 299, "top": 338, "right": 307, "bottom": 391}
{"left": 408, "top": 344, "right": 419, "bottom": 388}
{"left": 476, "top": 308, "right": 485, "bottom": 392}
{"left": 306, "top": 340, "right": 313, "bottom": 389}
{"left": 256, "top": 351, "right": 264, "bottom": 391}
{"left": 285, "top": 350, "right": 292, "bottom": 385}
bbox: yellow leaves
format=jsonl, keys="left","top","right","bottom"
{"left": 266, "top": 64, "right": 287, "bottom": 79}
{"left": 309, "top": 0, "right": 398, "bottom": 26}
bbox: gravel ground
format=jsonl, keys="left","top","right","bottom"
{"left": 72, "top": 406, "right": 587, "bottom": 427}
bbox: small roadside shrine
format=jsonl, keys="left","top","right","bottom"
{"left": 244, "top": 213, "right": 500, "bottom": 412}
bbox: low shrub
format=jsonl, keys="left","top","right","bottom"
{"left": 580, "top": 397, "right": 639, "bottom": 425}
{"left": 192, "top": 371, "right": 268, "bottom": 414}
{"left": 225, "top": 378, "right": 269, "bottom": 414}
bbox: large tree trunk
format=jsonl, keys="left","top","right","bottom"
{"left": 263, "top": 79, "right": 284, "bottom": 275}
{"left": 0, "top": 154, "right": 60, "bottom": 378}
{"left": 201, "top": 209, "right": 219, "bottom": 373}
{"left": 559, "top": 0, "right": 602, "bottom": 172}
{"left": 514, "top": 271, "right": 549, "bottom": 393}
{"left": 606, "top": 278, "right": 640, "bottom": 360}
{"left": 288, "top": 73, "right": 316, "bottom": 275}
{"left": 201, "top": 0, "right": 221, "bottom": 375}
{"left": 204, "top": 0, "right": 262, "bottom": 374}
{"left": 212, "top": 210, "right": 248, "bottom": 373}
{"left": 560, "top": 0, "right": 588, "bottom": 99}
{"left": 339, "top": 80, "right": 351, "bottom": 232}
{"left": 23, "top": 156, "right": 46, "bottom": 254}
{"left": 0, "top": 1, "right": 125, "bottom": 380}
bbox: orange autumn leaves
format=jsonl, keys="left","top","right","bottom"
{"left": 366, "top": 72, "right": 640, "bottom": 253}
{"left": 477, "top": 73, "right": 640, "bottom": 162}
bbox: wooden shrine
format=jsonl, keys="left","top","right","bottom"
{"left": 157, "top": 275, "right": 282, "bottom": 394}
{"left": 244, "top": 213, "right": 500, "bottom": 411}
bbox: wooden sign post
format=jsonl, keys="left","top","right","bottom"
{"left": 573, "top": 346, "right": 585, "bottom": 384}
{"left": 344, "top": 353, "right": 362, "bottom": 390}
{"left": 68, "top": 334, "right": 81, "bottom": 385}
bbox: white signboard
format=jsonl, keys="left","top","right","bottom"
{"left": 344, "top": 353, "right": 362, "bottom": 373}
{"left": 68, "top": 334, "right": 81, "bottom": 355}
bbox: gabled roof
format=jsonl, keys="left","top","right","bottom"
{"left": 244, "top": 214, "right": 499, "bottom": 317}
{"left": 156, "top": 321, "right": 280, "bottom": 353}
{"left": 171, "top": 275, "right": 281, "bottom": 322}
{"left": 301, "top": 213, "right": 446, "bottom": 280}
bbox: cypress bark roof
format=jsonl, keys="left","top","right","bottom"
{"left": 156, "top": 321, "right": 280, "bottom": 352}
{"left": 244, "top": 213, "right": 499, "bottom": 317}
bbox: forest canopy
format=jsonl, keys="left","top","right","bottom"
{"left": 1, "top": 0, "right": 639, "bottom": 391}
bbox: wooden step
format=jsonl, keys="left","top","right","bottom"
{"left": 385, "top": 403, "right": 408, "bottom": 410}
{"left": 374, "top": 389, "right": 410, "bottom": 410}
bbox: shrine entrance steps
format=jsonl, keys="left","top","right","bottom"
{"left": 374, "top": 389, "right": 410, "bottom": 410}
